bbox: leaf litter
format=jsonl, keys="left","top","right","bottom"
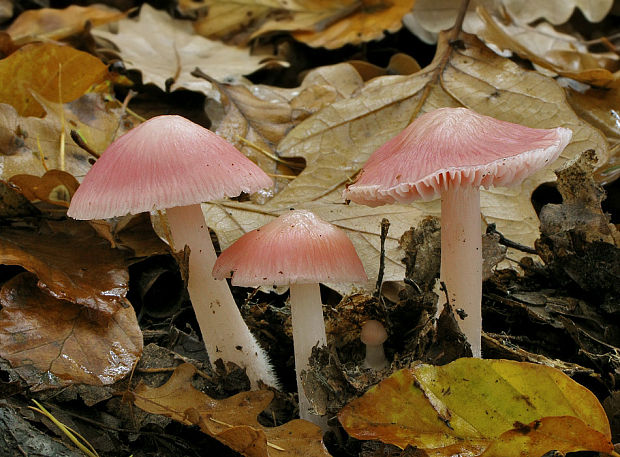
{"left": 0, "top": 1, "right": 618, "bottom": 456}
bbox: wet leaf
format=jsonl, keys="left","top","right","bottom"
{"left": 9, "top": 169, "right": 78, "bottom": 207}
{"left": 0, "top": 272, "right": 142, "bottom": 387}
{"left": 0, "top": 42, "right": 109, "bottom": 117}
{"left": 133, "top": 363, "right": 331, "bottom": 457}
{"left": 0, "top": 221, "right": 130, "bottom": 316}
{"left": 93, "top": 4, "right": 272, "bottom": 99}
{"left": 204, "top": 31, "right": 606, "bottom": 291}
{"left": 6, "top": 4, "right": 126, "bottom": 45}
{"left": 338, "top": 358, "right": 613, "bottom": 456}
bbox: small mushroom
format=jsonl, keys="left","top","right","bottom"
{"left": 68, "top": 115, "right": 278, "bottom": 388}
{"left": 360, "top": 320, "right": 388, "bottom": 370}
{"left": 344, "top": 108, "right": 572, "bottom": 357}
{"left": 212, "top": 209, "right": 367, "bottom": 426}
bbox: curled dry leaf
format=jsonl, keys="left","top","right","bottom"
{"left": 203, "top": 30, "right": 606, "bottom": 291}
{"left": 475, "top": 7, "right": 618, "bottom": 86}
{"left": 6, "top": 4, "right": 126, "bottom": 45}
{"left": 0, "top": 272, "right": 142, "bottom": 387}
{"left": 93, "top": 4, "right": 271, "bottom": 99}
{"left": 406, "top": 0, "right": 614, "bottom": 43}
{"left": 0, "top": 221, "right": 130, "bottom": 316}
{"left": 9, "top": 169, "right": 78, "bottom": 208}
{"left": 133, "top": 363, "right": 331, "bottom": 457}
{"left": 0, "top": 42, "right": 109, "bottom": 117}
{"left": 338, "top": 359, "right": 613, "bottom": 456}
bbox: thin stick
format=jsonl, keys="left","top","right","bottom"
{"left": 374, "top": 218, "right": 390, "bottom": 297}
{"left": 235, "top": 135, "right": 303, "bottom": 170}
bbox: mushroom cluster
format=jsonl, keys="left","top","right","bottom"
{"left": 69, "top": 107, "right": 572, "bottom": 429}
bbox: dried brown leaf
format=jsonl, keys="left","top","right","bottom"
{"left": 133, "top": 363, "right": 330, "bottom": 457}
{"left": 475, "top": 7, "right": 617, "bottom": 86}
{"left": 406, "top": 0, "right": 614, "bottom": 44}
{"left": 93, "top": 5, "right": 271, "bottom": 99}
{"left": 6, "top": 4, "right": 126, "bottom": 45}
{"left": 0, "top": 272, "right": 142, "bottom": 387}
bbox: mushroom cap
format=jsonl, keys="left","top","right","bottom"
{"left": 68, "top": 115, "right": 273, "bottom": 220}
{"left": 360, "top": 320, "right": 388, "bottom": 346}
{"left": 212, "top": 210, "right": 368, "bottom": 286}
{"left": 343, "top": 107, "right": 572, "bottom": 207}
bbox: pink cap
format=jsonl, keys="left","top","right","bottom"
{"left": 68, "top": 115, "right": 273, "bottom": 219}
{"left": 360, "top": 320, "right": 388, "bottom": 346}
{"left": 212, "top": 210, "right": 368, "bottom": 286}
{"left": 343, "top": 108, "right": 572, "bottom": 207}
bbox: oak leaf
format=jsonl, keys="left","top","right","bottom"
{"left": 133, "top": 363, "right": 331, "bottom": 457}
{"left": 338, "top": 358, "right": 613, "bottom": 456}
{"left": 0, "top": 272, "right": 142, "bottom": 387}
{"left": 93, "top": 5, "right": 272, "bottom": 99}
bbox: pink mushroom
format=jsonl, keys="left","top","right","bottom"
{"left": 344, "top": 108, "right": 572, "bottom": 357}
{"left": 68, "top": 115, "right": 278, "bottom": 388}
{"left": 360, "top": 320, "right": 388, "bottom": 370}
{"left": 212, "top": 209, "right": 367, "bottom": 425}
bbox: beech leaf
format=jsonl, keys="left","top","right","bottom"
{"left": 133, "top": 363, "right": 331, "bottom": 457}
{"left": 0, "top": 272, "right": 142, "bottom": 387}
{"left": 0, "top": 42, "right": 109, "bottom": 117}
{"left": 338, "top": 358, "right": 613, "bottom": 456}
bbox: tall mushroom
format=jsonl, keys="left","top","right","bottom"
{"left": 212, "top": 209, "right": 367, "bottom": 425}
{"left": 68, "top": 114, "right": 278, "bottom": 388}
{"left": 344, "top": 107, "right": 572, "bottom": 357}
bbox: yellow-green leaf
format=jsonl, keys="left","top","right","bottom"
{"left": 338, "top": 358, "right": 613, "bottom": 456}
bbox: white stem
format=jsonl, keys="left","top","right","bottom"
{"left": 364, "top": 344, "right": 387, "bottom": 370}
{"left": 289, "top": 283, "right": 328, "bottom": 428}
{"left": 440, "top": 184, "right": 482, "bottom": 357}
{"left": 166, "top": 204, "right": 278, "bottom": 388}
